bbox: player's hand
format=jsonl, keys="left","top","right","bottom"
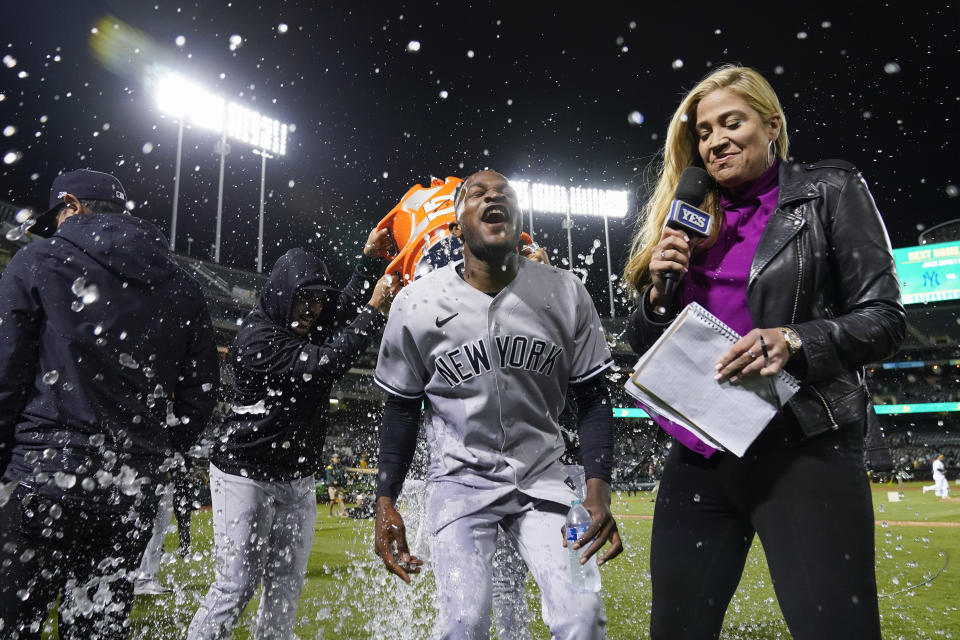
{"left": 520, "top": 244, "right": 551, "bottom": 265}
{"left": 563, "top": 478, "right": 623, "bottom": 566}
{"left": 375, "top": 496, "right": 423, "bottom": 583}
{"left": 368, "top": 273, "right": 402, "bottom": 316}
{"left": 649, "top": 227, "right": 691, "bottom": 307}
{"left": 364, "top": 227, "right": 396, "bottom": 259}
{"left": 715, "top": 327, "right": 790, "bottom": 384}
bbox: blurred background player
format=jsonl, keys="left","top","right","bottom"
{"left": 933, "top": 454, "right": 949, "bottom": 498}
{"left": 187, "top": 229, "right": 400, "bottom": 640}
{"left": 325, "top": 452, "right": 349, "bottom": 517}
{"left": 0, "top": 169, "right": 219, "bottom": 638}
{"left": 373, "top": 170, "right": 622, "bottom": 639}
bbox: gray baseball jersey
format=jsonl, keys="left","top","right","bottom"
{"left": 374, "top": 258, "right": 612, "bottom": 533}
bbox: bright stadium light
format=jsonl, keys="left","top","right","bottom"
{"left": 152, "top": 70, "right": 291, "bottom": 263}
{"left": 155, "top": 73, "right": 224, "bottom": 132}
{"left": 511, "top": 178, "right": 630, "bottom": 317}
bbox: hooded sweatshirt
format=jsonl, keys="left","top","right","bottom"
{"left": 0, "top": 213, "right": 220, "bottom": 512}
{"left": 211, "top": 248, "right": 385, "bottom": 481}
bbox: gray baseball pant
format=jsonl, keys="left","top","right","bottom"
{"left": 187, "top": 463, "right": 316, "bottom": 640}
{"left": 430, "top": 490, "right": 605, "bottom": 640}
{"left": 137, "top": 482, "right": 174, "bottom": 581}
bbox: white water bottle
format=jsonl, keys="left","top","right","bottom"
{"left": 566, "top": 500, "right": 600, "bottom": 593}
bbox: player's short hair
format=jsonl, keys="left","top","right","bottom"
{"left": 78, "top": 198, "right": 126, "bottom": 214}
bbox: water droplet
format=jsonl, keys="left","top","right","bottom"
{"left": 119, "top": 353, "right": 139, "bottom": 369}
{"left": 71, "top": 277, "right": 86, "bottom": 296}
{"left": 406, "top": 40, "right": 421, "bottom": 52}
{"left": 5, "top": 226, "right": 24, "bottom": 241}
{"left": 175, "top": 35, "right": 186, "bottom": 47}
{"left": 71, "top": 300, "right": 84, "bottom": 312}
{"left": 439, "top": 90, "right": 448, "bottom": 99}
{"left": 49, "top": 503, "right": 62, "bottom": 519}
{"left": 141, "top": 141, "right": 154, "bottom": 154}
{"left": 81, "top": 477, "right": 96, "bottom": 491}
{"left": 277, "top": 23, "right": 288, "bottom": 33}
{"left": 54, "top": 472, "right": 76, "bottom": 489}
{"left": 945, "top": 184, "right": 958, "bottom": 198}
{"left": 693, "top": 493, "right": 701, "bottom": 503}
{"left": 299, "top": 351, "right": 309, "bottom": 362}
{"left": 671, "top": 59, "right": 684, "bottom": 70}
{"left": 3, "top": 125, "right": 16, "bottom": 137}
{"left": 93, "top": 324, "right": 104, "bottom": 335}
{"left": 81, "top": 285, "right": 99, "bottom": 304}
{"left": 302, "top": 373, "right": 313, "bottom": 382}
{"left": 796, "top": 31, "right": 808, "bottom": 39}
{"left": 2, "top": 150, "right": 22, "bottom": 165}
{"left": 42, "top": 370, "right": 59, "bottom": 385}
{"left": 627, "top": 111, "right": 644, "bottom": 125}
{"left": 202, "top": 382, "right": 213, "bottom": 392}
{"left": 883, "top": 62, "right": 901, "bottom": 75}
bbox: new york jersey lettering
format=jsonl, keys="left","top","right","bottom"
{"left": 436, "top": 335, "right": 564, "bottom": 388}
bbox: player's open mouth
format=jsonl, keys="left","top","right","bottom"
{"left": 481, "top": 205, "right": 509, "bottom": 224}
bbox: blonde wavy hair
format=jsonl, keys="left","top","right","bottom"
{"left": 622, "top": 64, "right": 789, "bottom": 295}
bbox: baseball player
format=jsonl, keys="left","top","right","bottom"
{"left": 188, "top": 231, "right": 400, "bottom": 640}
{"left": 933, "top": 454, "right": 949, "bottom": 498}
{"left": 373, "top": 170, "right": 623, "bottom": 639}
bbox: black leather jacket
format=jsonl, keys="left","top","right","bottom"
{"left": 628, "top": 160, "right": 906, "bottom": 440}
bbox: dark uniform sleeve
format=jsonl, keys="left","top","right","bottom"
{"left": 375, "top": 393, "right": 422, "bottom": 500}
{"left": 570, "top": 375, "right": 614, "bottom": 484}
{"left": 171, "top": 299, "right": 221, "bottom": 451}
{"left": 0, "top": 249, "right": 41, "bottom": 473}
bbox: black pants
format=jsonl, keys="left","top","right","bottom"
{"left": 0, "top": 484, "right": 157, "bottom": 640}
{"left": 173, "top": 476, "right": 194, "bottom": 552}
{"left": 649, "top": 416, "right": 881, "bottom": 640}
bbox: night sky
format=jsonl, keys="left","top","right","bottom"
{"left": 1, "top": 1, "right": 958, "bottom": 311}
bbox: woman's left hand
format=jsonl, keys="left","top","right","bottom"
{"left": 715, "top": 327, "right": 790, "bottom": 383}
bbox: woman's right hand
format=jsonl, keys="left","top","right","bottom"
{"left": 648, "top": 227, "right": 692, "bottom": 308}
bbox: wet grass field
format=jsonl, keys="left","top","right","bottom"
{"left": 42, "top": 481, "right": 960, "bottom": 639}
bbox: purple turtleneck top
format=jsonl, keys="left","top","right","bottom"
{"left": 643, "top": 161, "right": 781, "bottom": 457}
{"left": 681, "top": 160, "right": 781, "bottom": 335}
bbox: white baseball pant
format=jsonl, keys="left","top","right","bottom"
{"left": 187, "top": 463, "right": 316, "bottom": 640}
{"left": 430, "top": 490, "right": 605, "bottom": 640}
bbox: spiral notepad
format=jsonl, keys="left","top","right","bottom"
{"left": 625, "top": 302, "right": 800, "bottom": 457}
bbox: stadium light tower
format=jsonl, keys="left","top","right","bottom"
{"left": 153, "top": 71, "right": 289, "bottom": 264}
{"left": 154, "top": 74, "right": 225, "bottom": 252}
{"left": 511, "top": 179, "right": 629, "bottom": 317}
{"left": 252, "top": 148, "right": 274, "bottom": 273}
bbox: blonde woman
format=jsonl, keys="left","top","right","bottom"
{"left": 623, "top": 65, "right": 904, "bottom": 639}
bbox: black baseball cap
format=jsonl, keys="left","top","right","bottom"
{"left": 30, "top": 169, "right": 128, "bottom": 238}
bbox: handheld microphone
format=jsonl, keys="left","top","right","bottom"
{"left": 661, "top": 167, "right": 713, "bottom": 297}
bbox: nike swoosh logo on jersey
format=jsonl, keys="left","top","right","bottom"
{"left": 435, "top": 313, "right": 459, "bottom": 328}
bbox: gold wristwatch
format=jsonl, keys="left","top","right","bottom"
{"left": 779, "top": 327, "right": 802, "bottom": 355}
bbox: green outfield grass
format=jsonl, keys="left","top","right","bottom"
{"left": 42, "top": 481, "right": 960, "bottom": 639}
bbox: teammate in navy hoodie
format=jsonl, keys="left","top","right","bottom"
{"left": 189, "top": 232, "right": 399, "bottom": 640}
{"left": 0, "top": 169, "right": 220, "bottom": 639}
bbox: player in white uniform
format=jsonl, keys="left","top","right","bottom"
{"left": 932, "top": 454, "right": 949, "bottom": 498}
{"left": 373, "top": 170, "right": 623, "bottom": 639}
